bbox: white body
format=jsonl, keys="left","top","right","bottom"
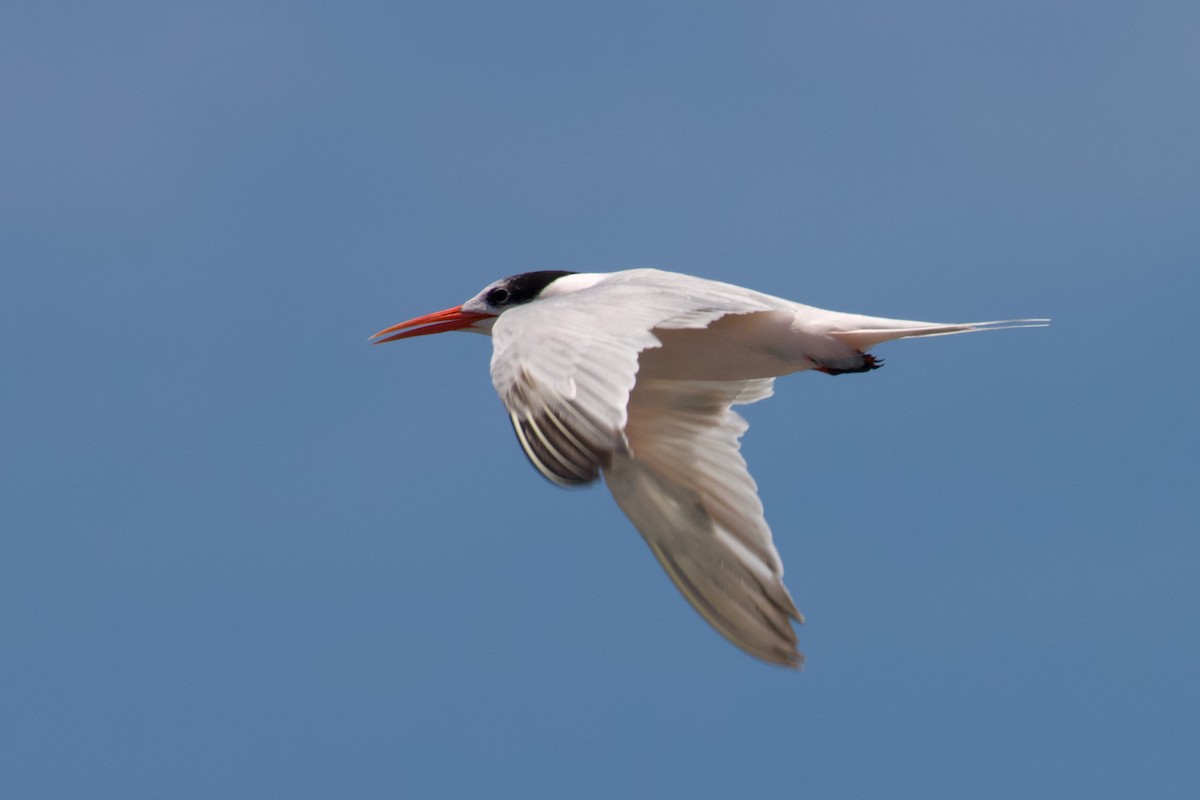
{"left": 378, "top": 268, "right": 1047, "bottom": 666}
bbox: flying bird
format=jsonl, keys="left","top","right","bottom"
{"left": 371, "top": 269, "right": 1047, "bottom": 667}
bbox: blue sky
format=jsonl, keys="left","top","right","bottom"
{"left": 3, "top": 2, "right": 1198, "bottom": 797}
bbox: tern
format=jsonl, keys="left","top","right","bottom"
{"left": 371, "top": 268, "right": 1047, "bottom": 667}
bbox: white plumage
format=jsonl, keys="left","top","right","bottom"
{"left": 372, "top": 268, "right": 1047, "bottom": 667}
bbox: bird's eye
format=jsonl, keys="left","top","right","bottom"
{"left": 487, "top": 288, "right": 510, "bottom": 305}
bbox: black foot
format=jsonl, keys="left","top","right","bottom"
{"left": 817, "top": 352, "right": 884, "bottom": 375}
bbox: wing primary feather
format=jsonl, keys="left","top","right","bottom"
{"left": 605, "top": 455, "right": 803, "bottom": 668}
{"left": 541, "top": 405, "right": 606, "bottom": 466}
{"left": 645, "top": 539, "right": 802, "bottom": 667}
{"left": 509, "top": 411, "right": 561, "bottom": 484}
{"left": 512, "top": 414, "right": 567, "bottom": 484}
{"left": 510, "top": 411, "right": 596, "bottom": 486}
{"left": 508, "top": 400, "right": 623, "bottom": 486}
{"left": 523, "top": 410, "right": 597, "bottom": 483}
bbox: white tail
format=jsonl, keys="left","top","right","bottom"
{"left": 828, "top": 318, "right": 1050, "bottom": 351}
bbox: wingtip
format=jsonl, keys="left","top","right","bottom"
{"left": 772, "top": 647, "right": 806, "bottom": 670}
{"left": 757, "top": 642, "right": 805, "bottom": 669}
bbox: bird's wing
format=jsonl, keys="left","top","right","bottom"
{"left": 489, "top": 271, "right": 801, "bottom": 665}
{"left": 605, "top": 377, "right": 803, "bottom": 667}
{"left": 489, "top": 270, "right": 776, "bottom": 486}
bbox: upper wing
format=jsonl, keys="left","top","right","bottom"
{"left": 605, "top": 377, "right": 803, "bottom": 667}
{"left": 489, "top": 270, "right": 775, "bottom": 486}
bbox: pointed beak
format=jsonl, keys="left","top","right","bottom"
{"left": 369, "top": 306, "right": 492, "bottom": 344}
